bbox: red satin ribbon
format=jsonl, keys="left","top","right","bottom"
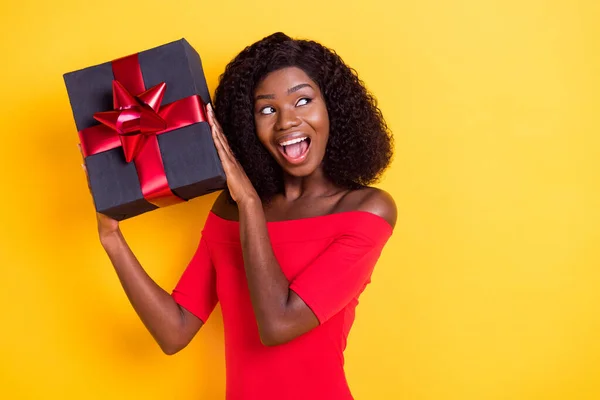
{"left": 78, "top": 54, "right": 208, "bottom": 208}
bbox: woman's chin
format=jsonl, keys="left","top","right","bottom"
{"left": 280, "top": 162, "right": 324, "bottom": 179}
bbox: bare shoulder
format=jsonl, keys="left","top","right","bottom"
{"left": 340, "top": 187, "right": 397, "bottom": 228}
{"left": 211, "top": 190, "right": 239, "bottom": 221}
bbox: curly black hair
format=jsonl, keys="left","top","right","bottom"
{"left": 213, "top": 32, "right": 393, "bottom": 200}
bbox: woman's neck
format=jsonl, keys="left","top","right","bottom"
{"left": 281, "top": 166, "right": 341, "bottom": 201}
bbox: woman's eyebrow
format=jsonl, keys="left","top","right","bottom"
{"left": 255, "top": 93, "right": 275, "bottom": 100}
{"left": 287, "top": 83, "right": 313, "bottom": 94}
{"left": 255, "top": 83, "right": 313, "bottom": 101}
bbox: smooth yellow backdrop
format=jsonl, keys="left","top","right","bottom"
{"left": 1, "top": 0, "right": 599, "bottom": 399}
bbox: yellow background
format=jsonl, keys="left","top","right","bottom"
{"left": 1, "top": 0, "right": 599, "bottom": 399}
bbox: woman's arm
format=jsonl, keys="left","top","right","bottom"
{"left": 237, "top": 197, "right": 320, "bottom": 346}
{"left": 100, "top": 227, "right": 204, "bottom": 355}
{"left": 81, "top": 148, "right": 203, "bottom": 355}
{"left": 236, "top": 191, "right": 396, "bottom": 346}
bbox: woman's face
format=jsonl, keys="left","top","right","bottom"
{"left": 253, "top": 67, "right": 330, "bottom": 177}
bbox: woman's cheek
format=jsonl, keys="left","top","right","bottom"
{"left": 255, "top": 127, "right": 272, "bottom": 152}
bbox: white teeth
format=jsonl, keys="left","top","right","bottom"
{"left": 279, "top": 137, "right": 308, "bottom": 147}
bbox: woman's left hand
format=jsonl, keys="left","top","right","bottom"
{"left": 207, "top": 103, "right": 259, "bottom": 205}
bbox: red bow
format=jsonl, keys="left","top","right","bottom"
{"left": 94, "top": 80, "right": 168, "bottom": 163}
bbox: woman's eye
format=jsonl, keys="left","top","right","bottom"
{"left": 296, "top": 98, "right": 311, "bottom": 107}
{"left": 260, "top": 106, "right": 275, "bottom": 115}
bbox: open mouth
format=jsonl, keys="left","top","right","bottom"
{"left": 278, "top": 136, "right": 312, "bottom": 165}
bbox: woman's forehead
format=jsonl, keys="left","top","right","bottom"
{"left": 256, "top": 67, "right": 317, "bottom": 93}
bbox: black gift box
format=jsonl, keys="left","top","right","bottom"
{"left": 64, "top": 39, "right": 226, "bottom": 221}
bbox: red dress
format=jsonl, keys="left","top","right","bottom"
{"left": 171, "top": 210, "right": 393, "bottom": 400}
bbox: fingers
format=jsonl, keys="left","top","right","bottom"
{"left": 206, "top": 104, "right": 224, "bottom": 138}
{"left": 78, "top": 143, "right": 92, "bottom": 192}
{"left": 82, "top": 165, "right": 91, "bottom": 191}
{"left": 208, "top": 113, "right": 229, "bottom": 163}
{"left": 207, "top": 104, "right": 235, "bottom": 162}
{"left": 78, "top": 144, "right": 86, "bottom": 171}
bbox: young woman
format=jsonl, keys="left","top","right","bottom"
{"left": 89, "top": 32, "right": 396, "bottom": 399}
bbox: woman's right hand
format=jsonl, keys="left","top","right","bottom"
{"left": 79, "top": 144, "right": 120, "bottom": 239}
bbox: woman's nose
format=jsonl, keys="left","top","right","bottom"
{"left": 276, "top": 107, "right": 300, "bottom": 131}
